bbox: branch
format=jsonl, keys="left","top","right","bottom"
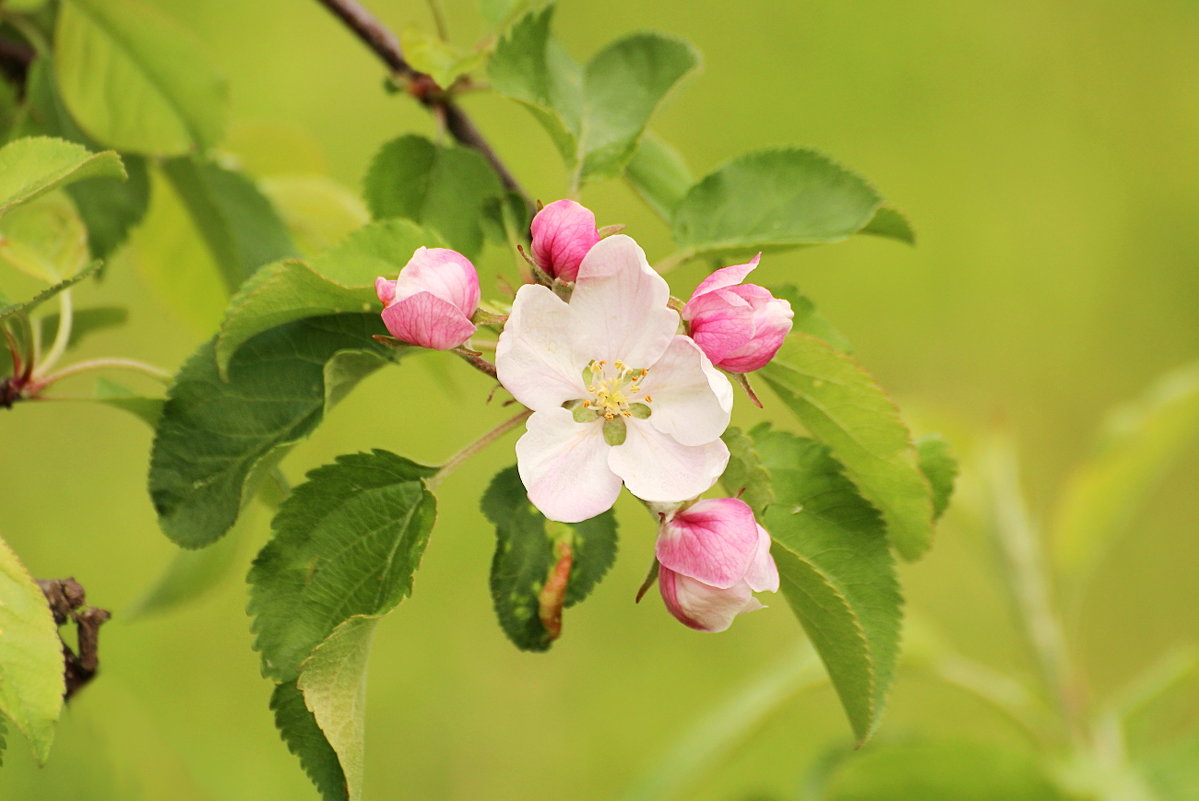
{"left": 313, "top": 0, "right": 532, "bottom": 214}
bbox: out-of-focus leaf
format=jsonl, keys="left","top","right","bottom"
{"left": 1051, "top": 361, "right": 1199, "bottom": 581}
{"left": 271, "top": 681, "right": 346, "bottom": 801}
{"left": 54, "top": 0, "right": 227, "bottom": 155}
{"left": 42, "top": 306, "right": 128, "bottom": 350}
{"left": 248, "top": 451, "right": 436, "bottom": 682}
{"left": 481, "top": 466, "right": 618, "bottom": 651}
{"left": 626, "top": 131, "right": 693, "bottom": 222}
{"left": 400, "top": 27, "right": 487, "bottom": 89}
{"left": 809, "top": 739, "right": 1067, "bottom": 800}
{"left": 479, "top": 0, "right": 531, "bottom": 29}
{"left": 0, "top": 136, "right": 124, "bottom": 219}
{"left": 0, "top": 192, "right": 88, "bottom": 282}
{"left": 754, "top": 426, "right": 900, "bottom": 746}
{"left": 916, "top": 435, "right": 957, "bottom": 521}
{"left": 0, "top": 535, "right": 65, "bottom": 764}
{"left": 259, "top": 175, "right": 369, "bottom": 258}
{"left": 1140, "top": 732, "right": 1199, "bottom": 801}
{"left": 363, "top": 135, "right": 502, "bottom": 259}
{"left": 160, "top": 156, "right": 297, "bottom": 293}
{"left": 90, "top": 376, "right": 164, "bottom": 426}
{"left": 761, "top": 334, "right": 934, "bottom": 560}
{"left": 860, "top": 205, "right": 916, "bottom": 245}
{"left": 0, "top": 260, "right": 101, "bottom": 322}
{"left": 148, "top": 315, "right": 399, "bottom": 548}
{"left": 719, "top": 426, "right": 775, "bottom": 515}
{"left": 672, "top": 149, "right": 882, "bottom": 261}
{"left": 214, "top": 219, "right": 436, "bottom": 376}
{"left": 770, "top": 285, "right": 852, "bottom": 353}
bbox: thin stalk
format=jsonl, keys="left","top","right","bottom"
{"left": 427, "top": 408, "right": 531, "bottom": 491}
{"left": 452, "top": 347, "right": 498, "bottom": 379}
{"left": 425, "top": 0, "right": 448, "bottom": 40}
{"left": 31, "top": 357, "right": 173, "bottom": 392}
{"left": 36, "top": 289, "right": 73, "bottom": 376}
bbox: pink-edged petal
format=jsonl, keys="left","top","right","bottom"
{"left": 381, "top": 292, "right": 476, "bottom": 350}
{"left": 375, "top": 276, "right": 397, "bottom": 306}
{"left": 516, "top": 407, "right": 623, "bottom": 523}
{"left": 608, "top": 420, "right": 728, "bottom": 504}
{"left": 571, "top": 235, "right": 677, "bottom": 367}
{"left": 640, "top": 336, "right": 733, "bottom": 447}
{"left": 688, "top": 253, "right": 761, "bottom": 300}
{"left": 530, "top": 199, "right": 600, "bottom": 282}
{"left": 659, "top": 568, "right": 763, "bottom": 633}
{"left": 395, "top": 247, "right": 481, "bottom": 315}
{"left": 656, "top": 498, "right": 759, "bottom": 588}
{"left": 715, "top": 301, "right": 793, "bottom": 372}
{"left": 745, "top": 524, "right": 780, "bottom": 592}
{"left": 496, "top": 285, "right": 588, "bottom": 411}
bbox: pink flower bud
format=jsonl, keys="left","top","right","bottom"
{"left": 683, "top": 255, "right": 794, "bottom": 372}
{"left": 529, "top": 199, "right": 600, "bottom": 283}
{"left": 655, "top": 498, "right": 779, "bottom": 632}
{"left": 375, "top": 247, "right": 480, "bottom": 350}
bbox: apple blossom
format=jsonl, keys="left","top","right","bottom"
{"left": 529, "top": 199, "right": 601, "bottom": 283}
{"left": 496, "top": 234, "right": 733, "bottom": 523}
{"left": 683, "top": 254, "right": 794, "bottom": 373}
{"left": 656, "top": 498, "right": 779, "bottom": 632}
{"left": 376, "top": 247, "right": 481, "bottom": 350}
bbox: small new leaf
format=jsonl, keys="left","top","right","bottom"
{"left": 916, "top": 435, "right": 958, "bottom": 521}
{"left": 0, "top": 136, "right": 124, "bottom": 219}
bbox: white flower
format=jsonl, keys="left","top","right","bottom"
{"left": 496, "top": 235, "right": 733, "bottom": 523}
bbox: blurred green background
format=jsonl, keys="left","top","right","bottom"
{"left": 3, "top": 0, "right": 1197, "bottom": 799}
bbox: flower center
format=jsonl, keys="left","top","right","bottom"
{"left": 582, "top": 360, "right": 652, "bottom": 420}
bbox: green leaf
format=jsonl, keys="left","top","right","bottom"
{"left": 626, "top": 131, "right": 693, "bottom": 222}
{"left": 0, "top": 260, "right": 101, "bottom": 323}
{"left": 161, "top": 156, "right": 297, "bottom": 294}
{"left": 760, "top": 333, "right": 934, "bottom": 561}
{"left": 400, "top": 27, "right": 487, "bottom": 89}
{"left": 811, "top": 739, "right": 1066, "bottom": 800}
{"left": 0, "top": 711, "right": 7, "bottom": 766}
{"left": 860, "top": 205, "right": 916, "bottom": 245}
{"left": 248, "top": 450, "right": 436, "bottom": 682}
{"left": 1050, "top": 361, "right": 1199, "bottom": 581}
{"left": 296, "top": 615, "right": 377, "bottom": 801}
{"left": 259, "top": 175, "right": 369, "bottom": 258}
{"left": 54, "top": 0, "right": 227, "bottom": 155}
{"left": 481, "top": 466, "right": 618, "bottom": 651}
{"left": 0, "top": 136, "right": 124, "bottom": 219}
{"left": 148, "top": 314, "right": 399, "bottom": 548}
{"left": 0, "top": 534, "right": 65, "bottom": 764}
{"left": 752, "top": 427, "right": 900, "bottom": 746}
{"left": 478, "top": 0, "right": 531, "bottom": 29}
{"left": 770, "top": 285, "right": 852, "bottom": 353}
{"left": 575, "top": 34, "right": 699, "bottom": 183}
{"left": 214, "top": 219, "right": 436, "bottom": 376}
{"left": 719, "top": 426, "right": 775, "bottom": 516}
{"left": 22, "top": 59, "right": 151, "bottom": 259}
{"left": 916, "top": 435, "right": 957, "bottom": 521}
{"left": 672, "top": 149, "right": 882, "bottom": 260}
{"left": 89, "top": 376, "right": 164, "bottom": 426}
{"left": 0, "top": 192, "right": 89, "bottom": 282}
{"left": 362, "top": 134, "right": 502, "bottom": 258}
{"left": 270, "top": 681, "right": 347, "bottom": 801}
{"left": 489, "top": 7, "right": 581, "bottom": 163}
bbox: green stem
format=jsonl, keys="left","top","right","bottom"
{"left": 30, "top": 357, "right": 173, "bottom": 393}
{"left": 425, "top": 0, "right": 448, "bottom": 40}
{"left": 37, "top": 288, "right": 72, "bottom": 377}
{"left": 427, "top": 408, "right": 531, "bottom": 491}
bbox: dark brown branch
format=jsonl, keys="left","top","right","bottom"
{"left": 0, "top": 38, "right": 34, "bottom": 89}
{"left": 38, "top": 577, "right": 111, "bottom": 700}
{"left": 313, "top": 0, "right": 533, "bottom": 214}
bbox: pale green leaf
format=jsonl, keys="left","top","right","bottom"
{"left": 362, "top": 135, "right": 502, "bottom": 258}
{"left": 0, "top": 192, "right": 89, "bottom": 282}
{"left": 214, "top": 219, "right": 436, "bottom": 376}
{"left": 296, "top": 616, "right": 378, "bottom": 801}
{"left": 626, "top": 131, "right": 693, "bottom": 222}
{"left": 481, "top": 466, "right": 617, "bottom": 651}
{"left": 760, "top": 333, "right": 934, "bottom": 560}
{"left": 161, "top": 156, "right": 297, "bottom": 294}
{"left": 54, "top": 0, "right": 227, "bottom": 154}
{"left": 575, "top": 33, "right": 699, "bottom": 183}
{"left": 0, "top": 535, "right": 65, "bottom": 764}
{"left": 917, "top": 435, "right": 957, "bottom": 521}
{"left": 0, "top": 136, "right": 124, "bottom": 218}
{"left": 478, "top": 0, "right": 531, "bottom": 29}
{"left": 0, "top": 260, "right": 101, "bottom": 323}
{"left": 860, "top": 205, "right": 916, "bottom": 245}
{"left": 148, "top": 314, "right": 399, "bottom": 548}
{"left": 248, "top": 451, "right": 435, "bottom": 682}
{"left": 400, "top": 27, "right": 487, "bottom": 89}
{"left": 1051, "top": 361, "right": 1199, "bottom": 581}
{"left": 259, "top": 175, "right": 369, "bottom": 258}
{"left": 672, "top": 149, "right": 882, "bottom": 260}
{"left": 271, "top": 681, "right": 346, "bottom": 801}
{"left": 753, "top": 426, "right": 900, "bottom": 745}
{"left": 719, "top": 426, "right": 775, "bottom": 516}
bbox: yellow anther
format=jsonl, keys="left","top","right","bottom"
{"left": 644, "top": 395, "right": 653, "bottom": 403}
{"left": 582, "top": 400, "right": 591, "bottom": 407}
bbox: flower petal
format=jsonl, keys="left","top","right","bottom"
{"left": 659, "top": 568, "right": 763, "bottom": 632}
{"left": 608, "top": 420, "right": 728, "bottom": 504}
{"left": 656, "top": 498, "right": 759, "bottom": 588}
{"left": 395, "top": 247, "right": 481, "bottom": 315}
{"left": 640, "top": 336, "right": 733, "bottom": 447}
{"left": 496, "top": 285, "right": 587, "bottom": 411}
{"left": 570, "top": 235, "right": 677, "bottom": 367}
{"left": 745, "top": 524, "right": 780, "bottom": 592}
{"left": 689, "top": 253, "right": 761, "bottom": 300}
{"left": 516, "top": 407, "right": 623, "bottom": 523}
{"left": 380, "top": 292, "right": 476, "bottom": 350}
